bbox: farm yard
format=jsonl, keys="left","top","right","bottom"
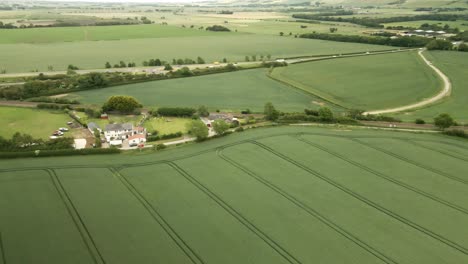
{"left": 270, "top": 51, "right": 442, "bottom": 111}
{"left": 1, "top": 126, "right": 468, "bottom": 263}
{"left": 69, "top": 68, "right": 340, "bottom": 112}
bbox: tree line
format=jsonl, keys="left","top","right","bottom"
{"left": 292, "top": 13, "right": 468, "bottom": 29}
{"left": 299, "top": 32, "right": 431, "bottom": 47}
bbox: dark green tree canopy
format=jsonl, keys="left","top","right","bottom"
{"left": 102, "top": 95, "right": 142, "bottom": 114}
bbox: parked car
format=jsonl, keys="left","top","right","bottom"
{"left": 59, "top": 127, "right": 69, "bottom": 132}
{"left": 52, "top": 131, "right": 64, "bottom": 136}
{"left": 67, "top": 121, "right": 73, "bottom": 125}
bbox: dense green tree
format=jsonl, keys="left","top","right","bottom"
{"left": 197, "top": 57, "right": 205, "bottom": 64}
{"left": 458, "top": 43, "right": 468, "bottom": 52}
{"left": 212, "top": 119, "right": 230, "bottom": 136}
{"left": 434, "top": 113, "right": 454, "bottom": 130}
{"left": 318, "top": 107, "right": 334, "bottom": 122}
{"left": 426, "top": 39, "right": 453, "bottom": 50}
{"left": 264, "top": 102, "right": 279, "bottom": 121}
{"left": 105, "top": 62, "right": 112, "bottom": 69}
{"left": 198, "top": 105, "right": 209, "bottom": 117}
{"left": 164, "top": 64, "right": 173, "bottom": 71}
{"left": 187, "top": 120, "right": 209, "bottom": 140}
{"left": 102, "top": 95, "right": 142, "bottom": 113}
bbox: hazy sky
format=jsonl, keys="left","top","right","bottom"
{"left": 39, "top": 0, "right": 207, "bottom": 2}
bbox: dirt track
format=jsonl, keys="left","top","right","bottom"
{"left": 364, "top": 49, "right": 451, "bottom": 115}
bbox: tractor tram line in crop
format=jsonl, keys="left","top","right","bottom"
{"left": 1, "top": 131, "right": 467, "bottom": 263}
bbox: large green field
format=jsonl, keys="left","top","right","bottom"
{"left": 1, "top": 126, "right": 468, "bottom": 263}
{"left": 0, "top": 106, "right": 71, "bottom": 139}
{"left": 0, "top": 35, "right": 392, "bottom": 73}
{"left": 270, "top": 51, "right": 442, "bottom": 111}
{"left": 69, "top": 68, "right": 341, "bottom": 112}
{"left": 392, "top": 51, "right": 468, "bottom": 123}
{"left": 0, "top": 24, "right": 222, "bottom": 44}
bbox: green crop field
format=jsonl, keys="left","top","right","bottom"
{"left": 0, "top": 106, "right": 71, "bottom": 139}
{"left": 68, "top": 68, "right": 341, "bottom": 112}
{"left": 0, "top": 35, "right": 392, "bottom": 73}
{"left": 1, "top": 126, "right": 468, "bottom": 263}
{"left": 270, "top": 51, "right": 442, "bottom": 111}
{"left": 392, "top": 51, "right": 468, "bottom": 123}
{"left": 0, "top": 24, "right": 223, "bottom": 44}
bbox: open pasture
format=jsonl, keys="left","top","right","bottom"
{"left": 0, "top": 106, "right": 71, "bottom": 139}
{"left": 0, "top": 24, "right": 223, "bottom": 44}
{"left": 270, "top": 51, "right": 442, "bottom": 111}
{"left": 1, "top": 126, "right": 468, "bottom": 263}
{"left": 69, "top": 68, "right": 341, "bottom": 112}
{"left": 392, "top": 51, "right": 468, "bottom": 123}
{"left": 0, "top": 34, "right": 393, "bottom": 73}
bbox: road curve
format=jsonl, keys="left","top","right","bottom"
{"left": 364, "top": 50, "right": 451, "bottom": 115}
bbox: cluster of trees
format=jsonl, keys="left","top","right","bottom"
{"left": 292, "top": 13, "right": 468, "bottom": 28}
{"left": 102, "top": 95, "right": 142, "bottom": 114}
{"left": 171, "top": 57, "right": 205, "bottom": 65}
{"left": 143, "top": 59, "right": 164, "bottom": 66}
{"left": 299, "top": 32, "right": 431, "bottom": 47}
{"left": 105, "top": 61, "right": 136, "bottom": 68}
{"left": 218, "top": 10, "right": 234, "bottom": 14}
{"left": 245, "top": 54, "right": 272, "bottom": 62}
{"left": 415, "top": 7, "right": 467, "bottom": 12}
{"left": 206, "top": 25, "right": 231, "bottom": 32}
{"left": 0, "top": 133, "right": 74, "bottom": 152}
{"left": 426, "top": 39, "right": 467, "bottom": 52}
{"left": 0, "top": 19, "right": 143, "bottom": 29}
{"left": 1, "top": 72, "right": 108, "bottom": 100}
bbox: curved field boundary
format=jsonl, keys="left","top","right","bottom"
{"left": 365, "top": 50, "right": 452, "bottom": 115}
{"left": 0, "top": 232, "right": 6, "bottom": 264}
{"left": 217, "top": 148, "right": 397, "bottom": 264}
{"left": 294, "top": 135, "right": 468, "bottom": 215}
{"left": 109, "top": 168, "right": 204, "bottom": 264}
{"left": 351, "top": 138, "right": 468, "bottom": 186}
{"left": 47, "top": 169, "right": 106, "bottom": 264}
{"left": 166, "top": 162, "right": 301, "bottom": 264}
{"left": 269, "top": 49, "right": 419, "bottom": 110}
{"left": 249, "top": 140, "right": 468, "bottom": 255}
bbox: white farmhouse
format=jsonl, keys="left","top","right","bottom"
{"left": 104, "top": 123, "right": 133, "bottom": 142}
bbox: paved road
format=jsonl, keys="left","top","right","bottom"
{"left": 364, "top": 49, "right": 451, "bottom": 115}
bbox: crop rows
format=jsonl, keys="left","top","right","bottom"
{"left": 1, "top": 131, "right": 467, "bottom": 263}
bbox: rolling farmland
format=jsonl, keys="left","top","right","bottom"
{"left": 0, "top": 34, "right": 392, "bottom": 73}
{"left": 69, "top": 68, "right": 340, "bottom": 112}
{"left": 1, "top": 126, "right": 467, "bottom": 263}
{"left": 392, "top": 51, "right": 468, "bottom": 123}
{"left": 270, "top": 51, "right": 442, "bottom": 111}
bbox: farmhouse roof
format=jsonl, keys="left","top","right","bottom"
{"left": 122, "top": 123, "right": 133, "bottom": 130}
{"left": 88, "top": 122, "right": 101, "bottom": 131}
{"left": 105, "top": 123, "right": 123, "bottom": 132}
{"left": 129, "top": 134, "right": 146, "bottom": 140}
{"left": 134, "top": 126, "right": 146, "bottom": 132}
{"left": 208, "top": 113, "right": 233, "bottom": 121}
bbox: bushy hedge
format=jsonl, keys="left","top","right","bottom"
{"left": 147, "top": 132, "right": 183, "bottom": 142}
{"left": 299, "top": 33, "right": 430, "bottom": 47}
{"left": 443, "top": 129, "right": 467, "bottom": 139}
{"left": 0, "top": 148, "right": 120, "bottom": 159}
{"left": 156, "top": 107, "right": 196, "bottom": 117}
